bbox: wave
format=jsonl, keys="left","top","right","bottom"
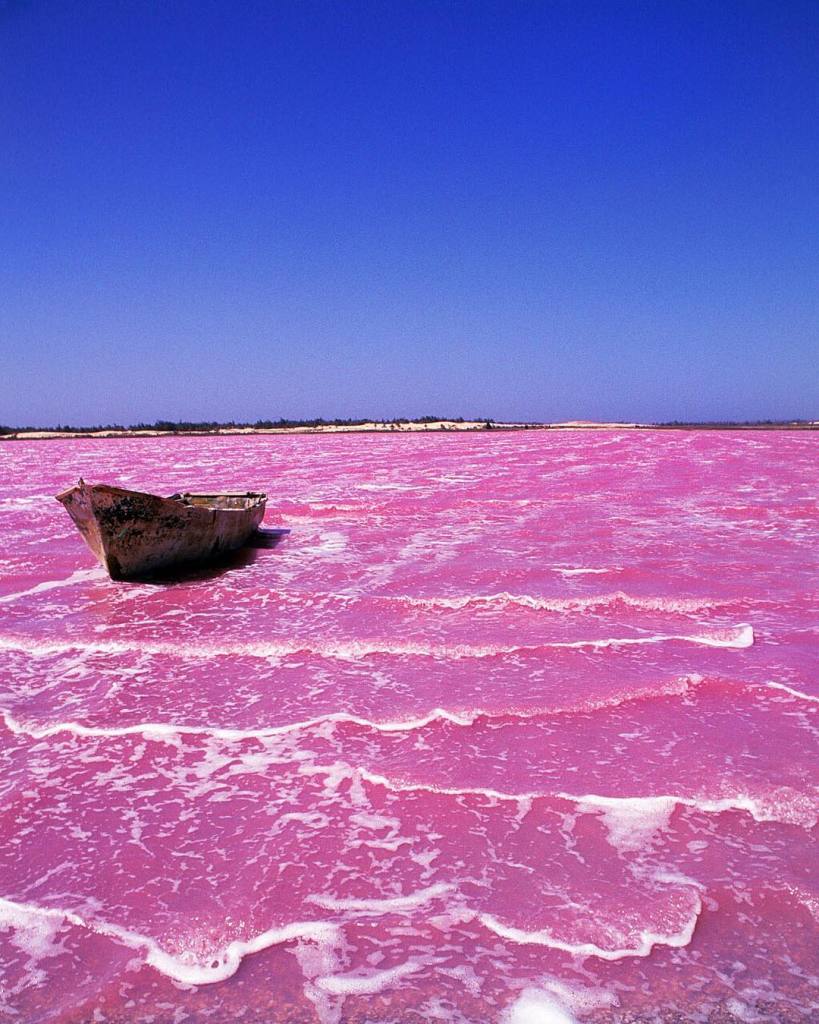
{"left": 9, "top": 697, "right": 808, "bottom": 829}
{"left": 0, "top": 624, "right": 754, "bottom": 663}
{"left": 0, "top": 674, "right": 711, "bottom": 744}
{"left": 553, "top": 567, "right": 614, "bottom": 576}
{"left": 764, "top": 680, "right": 819, "bottom": 704}
{"left": 399, "top": 591, "right": 734, "bottom": 614}
{"left": 318, "top": 764, "right": 818, "bottom": 831}
{"left": 0, "top": 880, "right": 701, "bottom": 986}
{"left": 477, "top": 895, "right": 701, "bottom": 961}
{"left": 0, "top": 568, "right": 104, "bottom": 606}
{"left": 0, "top": 704, "right": 477, "bottom": 743}
{"left": 0, "top": 496, "right": 49, "bottom": 512}
{"left": 0, "top": 577, "right": 740, "bottom": 619}
{"left": 315, "top": 958, "right": 424, "bottom": 996}
{"left": 0, "top": 886, "right": 438, "bottom": 993}
{"left": 567, "top": 790, "right": 818, "bottom": 835}
{"left": 0, "top": 895, "right": 338, "bottom": 985}
{"left": 307, "top": 883, "right": 454, "bottom": 913}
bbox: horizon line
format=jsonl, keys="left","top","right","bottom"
{"left": 2, "top": 416, "right": 817, "bottom": 439}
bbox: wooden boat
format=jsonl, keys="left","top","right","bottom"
{"left": 55, "top": 480, "right": 267, "bottom": 580}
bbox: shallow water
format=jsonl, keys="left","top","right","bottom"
{"left": 0, "top": 430, "right": 816, "bottom": 1023}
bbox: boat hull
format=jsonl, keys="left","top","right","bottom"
{"left": 55, "top": 482, "right": 266, "bottom": 579}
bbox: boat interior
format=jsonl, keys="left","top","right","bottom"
{"left": 170, "top": 492, "right": 266, "bottom": 510}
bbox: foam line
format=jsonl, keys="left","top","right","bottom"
{"left": 400, "top": 591, "right": 730, "bottom": 614}
{"left": 81, "top": 585, "right": 727, "bottom": 616}
{"left": 349, "top": 765, "right": 541, "bottom": 805}
{"left": 295, "top": 761, "right": 818, "bottom": 831}
{"left": 0, "top": 673, "right": 712, "bottom": 744}
{"left": 0, "top": 705, "right": 475, "bottom": 743}
{"left": 0, "top": 624, "right": 754, "bottom": 663}
{"left": 296, "top": 761, "right": 818, "bottom": 831}
{"left": 477, "top": 897, "right": 701, "bottom": 961}
{"left": 764, "top": 681, "right": 819, "bottom": 705}
{"left": 0, "top": 569, "right": 104, "bottom": 605}
{"left": 0, "top": 895, "right": 338, "bottom": 985}
{"left": 315, "top": 959, "right": 423, "bottom": 995}
{"left": 345, "top": 766, "right": 817, "bottom": 829}
{"left": 566, "top": 792, "right": 762, "bottom": 819}
{"left": 308, "top": 883, "right": 454, "bottom": 913}
{"left": 554, "top": 568, "right": 612, "bottom": 576}
{"left": 566, "top": 791, "right": 818, "bottom": 831}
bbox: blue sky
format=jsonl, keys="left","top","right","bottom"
{"left": 1, "top": 1, "right": 817, "bottom": 424}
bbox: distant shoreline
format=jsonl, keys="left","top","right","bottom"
{"left": 1, "top": 418, "right": 816, "bottom": 440}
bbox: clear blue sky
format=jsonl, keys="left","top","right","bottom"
{"left": 1, "top": 1, "right": 817, "bottom": 425}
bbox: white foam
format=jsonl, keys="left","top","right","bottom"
{"left": 479, "top": 893, "right": 701, "bottom": 960}
{"left": 0, "top": 896, "right": 66, "bottom": 983}
{"left": 0, "top": 496, "right": 48, "bottom": 512}
{"left": 554, "top": 567, "right": 613, "bottom": 576}
{"left": 570, "top": 795, "right": 676, "bottom": 852}
{"left": 1, "top": 674, "right": 705, "bottom": 746}
{"left": 308, "top": 882, "right": 453, "bottom": 913}
{"left": 780, "top": 883, "right": 819, "bottom": 922}
{"left": 0, "top": 674, "right": 715, "bottom": 748}
{"left": 315, "top": 958, "right": 422, "bottom": 995}
{"left": 299, "top": 531, "right": 348, "bottom": 558}
{"left": 724, "top": 998, "right": 765, "bottom": 1022}
{"left": 356, "top": 482, "right": 418, "bottom": 491}
{"left": 401, "top": 591, "right": 726, "bottom": 614}
{"left": 147, "top": 585, "right": 727, "bottom": 617}
{"left": 692, "top": 624, "right": 754, "bottom": 649}
{"left": 372, "top": 768, "right": 816, "bottom": 830}
{"left": 504, "top": 988, "right": 576, "bottom": 1024}
{"left": 0, "top": 704, "right": 475, "bottom": 743}
{"left": 764, "top": 680, "right": 819, "bottom": 704}
{"left": 714, "top": 789, "right": 817, "bottom": 828}
{"left": 567, "top": 790, "right": 818, "bottom": 837}
{"left": 0, "top": 895, "right": 338, "bottom": 985}
{"left": 534, "top": 977, "right": 618, "bottom": 1017}
{"left": 554, "top": 624, "right": 753, "bottom": 651}
{"left": 0, "top": 568, "right": 104, "bottom": 605}
{"left": 0, "top": 624, "right": 755, "bottom": 663}
{"left": 309, "top": 765, "right": 817, "bottom": 832}
{"left": 351, "top": 765, "right": 541, "bottom": 807}
{"left": 145, "top": 919, "right": 339, "bottom": 984}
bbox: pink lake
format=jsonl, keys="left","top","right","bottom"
{"left": 0, "top": 430, "right": 817, "bottom": 1023}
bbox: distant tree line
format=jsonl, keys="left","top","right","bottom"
{"left": 1, "top": 417, "right": 814, "bottom": 435}
{"left": 0, "top": 416, "right": 477, "bottom": 434}
{"left": 656, "top": 419, "right": 813, "bottom": 428}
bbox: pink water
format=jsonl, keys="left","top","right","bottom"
{"left": 0, "top": 431, "right": 817, "bottom": 1023}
